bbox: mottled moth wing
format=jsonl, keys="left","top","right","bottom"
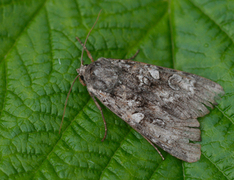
{"left": 83, "top": 57, "right": 224, "bottom": 162}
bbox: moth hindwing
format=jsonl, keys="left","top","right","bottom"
{"left": 77, "top": 57, "right": 224, "bottom": 163}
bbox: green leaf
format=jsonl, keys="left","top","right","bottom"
{"left": 0, "top": 0, "right": 233, "bottom": 179}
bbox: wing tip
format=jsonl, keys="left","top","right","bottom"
{"left": 183, "top": 144, "right": 201, "bottom": 163}
{"left": 171, "top": 143, "right": 201, "bottom": 163}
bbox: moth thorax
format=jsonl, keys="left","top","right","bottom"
{"left": 87, "top": 59, "right": 120, "bottom": 93}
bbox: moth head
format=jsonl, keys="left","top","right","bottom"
{"left": 76, "top": 64, "right": 88, "bottom": 86}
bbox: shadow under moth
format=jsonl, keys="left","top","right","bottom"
{"left": 60, "top": 10, "right": 225, "bottom": 163}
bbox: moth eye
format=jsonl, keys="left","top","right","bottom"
{"left": 84, "top": 64, "right": 88, "bottom": 66}
{"left": 80, "top": 75, "right": 84, "bottom": 81}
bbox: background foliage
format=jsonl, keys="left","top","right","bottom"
{"left": 0, "top": 0, "right": 233, "bottom": 179}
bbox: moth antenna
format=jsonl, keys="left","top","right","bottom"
{"left": 80, "top": 9, "right": 102, "bottom": 65}
{"left": 60, "top": 10, "right": 102, "bottom": 134}
{"left": 59, "top": 75, "right": 80, "bottom": 134}
{"left": 76, "top": 37, "right": 94, "bottom": 62}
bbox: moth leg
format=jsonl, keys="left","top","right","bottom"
{"left": 88, "top": 91, "right": 107, "bottom": 141}
{"left": 128, "top": 49, "right": 140, "bottom": 60}
{"left": 141, "top": 134, "right": 165, "bottom": 160}
{"left": 76, "top": 37, "right": 94, "bottom": 62}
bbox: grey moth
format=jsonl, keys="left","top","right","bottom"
{"left": 60, "top": 11, "right": 225, "bottom": 163}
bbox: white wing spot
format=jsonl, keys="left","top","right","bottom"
{"left": 131, "top": 113, "right": 144, "bottom": 123}
{"left": 149, "top": 68, "right": 160, "bottom": 79}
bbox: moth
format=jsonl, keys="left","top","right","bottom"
{"left": 60, "top": 10, "right": 225, "bottom": 163}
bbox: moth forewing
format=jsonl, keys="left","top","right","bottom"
{"left": 81, "top": 57, "right": 224, "bottom": 162}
